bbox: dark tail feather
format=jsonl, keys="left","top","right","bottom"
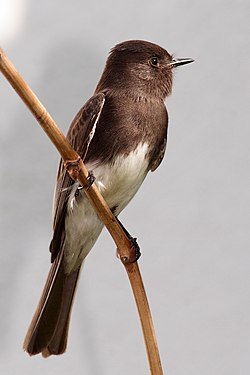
{"left": 23, "top": 252, "right": 80, "bottom": 357}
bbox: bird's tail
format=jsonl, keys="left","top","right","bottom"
{"left": 23, "top": 252, "right": 80, "bottom": 357}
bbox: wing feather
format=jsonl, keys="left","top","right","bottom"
{"left": 49, "top": 93, "right": 105, "bottom": 262}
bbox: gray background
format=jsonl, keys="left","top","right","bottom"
{"left": 0, "top": 0, "right": 249, "bottom": 374}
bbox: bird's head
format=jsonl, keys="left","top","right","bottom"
{"left": 96, "top": 40, "right": 194, "bottom": 100}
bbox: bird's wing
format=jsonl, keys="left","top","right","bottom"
{"left": 150, "top": 137, "right": 167, "bottom": 172}
{"left": 49, "top": 92, "right": 105, "bottom": 262}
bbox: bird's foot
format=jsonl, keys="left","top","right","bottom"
{"left": 116, "top": 236, "right": 141, "bottom": 263}
{"left": 64, "top": 156, "right": 81, "bottom": 180}
{"left": 128, "top": 236, "right": 141, "bottom": 262}
{"left": 83, "top": 170, "right": 96, "bottom": 190}
{"left": 77, "top": 170, "right": 96, "bottom": 191}
{"left": 64, "top": 158, "right": 95, "bottom": 189}
{"left": 115, "top": 217, "right": 141, "bottom": 263}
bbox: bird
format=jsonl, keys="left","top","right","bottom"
{"left": 23, "top": 40, "right": 193, "bottom": 357}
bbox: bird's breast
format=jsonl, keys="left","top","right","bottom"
{"left": 86, "top": 142, "right": 150, "bottom": 214}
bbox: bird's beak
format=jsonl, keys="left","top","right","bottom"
{"left": 168, "top": 57, "right": 194, "bottom": 68}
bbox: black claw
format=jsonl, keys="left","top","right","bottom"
{"left": 86, "top": 170, "right": 96, "bottom": 189}
{"left": 130, "top": 237, "right": 141, "bottom": 262}
{"left": 78, "top": 170, "right": 96, "bottom": 191}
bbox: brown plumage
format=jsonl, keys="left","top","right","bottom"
{"left": 23, "top": 40, "right": 193, "bottom": 357}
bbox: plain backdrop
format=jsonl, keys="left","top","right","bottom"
{"left": 0, "top": 1, "right": 249, "bottom": 374}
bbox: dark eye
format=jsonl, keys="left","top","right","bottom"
{"left": 150, "top": 57, "right": 159, "bottom": 67}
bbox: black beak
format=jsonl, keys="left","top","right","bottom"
{"left": 168, "top": 57, "right": 194, "bottom": 68}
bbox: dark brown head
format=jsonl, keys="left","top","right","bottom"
{"left": 96, "top": 40, "right": 193, "bottom": 100}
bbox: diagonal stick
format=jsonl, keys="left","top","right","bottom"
{"left": 0, "top": 47, "right": 164, "bottom": 375}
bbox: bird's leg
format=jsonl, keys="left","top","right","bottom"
{"left": 115, "top": 216, "right": 141, "bottom": 262}
{"left": 64, "top": 157, "right": 95, "bottom": 190}
{"left": 78, "top": 170, "right": 96, "bottom": 190}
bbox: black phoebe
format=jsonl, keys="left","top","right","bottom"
{"left": 23, "top": 40, "right": 193, "bottom": 357}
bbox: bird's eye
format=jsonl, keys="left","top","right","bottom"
{"left": 150, "top": 57, "right": 159, "bottom": 67}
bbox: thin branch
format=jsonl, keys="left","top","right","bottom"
{"left": 0, "top": 47, "right": 164, "bottom": 375}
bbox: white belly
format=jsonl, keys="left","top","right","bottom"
{"left": 89, "top": 142, "right": 149, "bottom": 213}
{"left": 63, "top": 142, "right": 149, "bottom": 273}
